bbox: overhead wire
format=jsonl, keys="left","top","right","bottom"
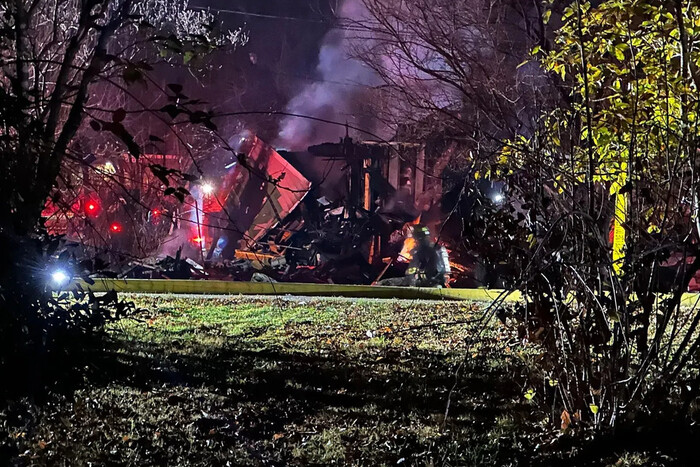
{"left": 188, "top": 5, "right": 368, "bottom": 32}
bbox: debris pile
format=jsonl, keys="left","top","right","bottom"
{"left": 67, "top": 134, "right": 475, "bottom": 286}
{"left": 122, "top": 248, "right": 207, "bottom": 280}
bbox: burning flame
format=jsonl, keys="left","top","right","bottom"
{"left": 398, "top": 237, "right": 415, "bottom": 262}
{"left": 397, "top": 217, "right": 422, "bottom": 263}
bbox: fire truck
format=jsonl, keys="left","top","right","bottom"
{"left": 43, "top": 153, "right": 189, "bottom": 259}
{"left": 43, "top": 136, "right": 312, "bottom": 263}
{"left": 194, "top": 135, "right": 311, "bottom": 260}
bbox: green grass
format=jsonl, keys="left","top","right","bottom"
{"left": 3, "top": 295, "right": 672, "bottom": 466}
{"left": 114, "top": 296, "right": 511, "bottom": 358}
{"left": 2, "top": 295, "right": 542, "bottom": 465}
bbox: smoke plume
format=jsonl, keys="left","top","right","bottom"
{"left": 275, "top": 0, "right": 380, "bottom": 150}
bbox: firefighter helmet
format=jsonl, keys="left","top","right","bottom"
{"left": 412, "top": 224, "right": 430, "bottom": 240}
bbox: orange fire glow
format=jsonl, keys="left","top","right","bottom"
{"left": 398, "top": 237, "right": 415, "bottom": 262}
{"left": 397, "top": 217, "right": 422, "bottom": 263}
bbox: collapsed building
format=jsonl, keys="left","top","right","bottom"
{"left": 44, "top": 132, "right": 472, "bottom": 285}
{"left": 194, "top": 132, "right": 461, "bottom": 284}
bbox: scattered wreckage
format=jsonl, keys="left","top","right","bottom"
{"left": 47, "top": 133, "right": 472, "bottom": 287}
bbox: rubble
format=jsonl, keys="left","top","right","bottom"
{"left": 68, "top": 134, "right": 475, "bottom": 287}
{"left": 251, "top": 272, "right": 277, "bottom": 283}
{"left": 156, "top": 249, "right": 207, "bottom": 279}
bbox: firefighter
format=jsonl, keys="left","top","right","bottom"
{"left": 379, "top": 225, "right": 450, "bottom": 287}
{"left": 406, "top": 225, "right": 450, "bottom": 287}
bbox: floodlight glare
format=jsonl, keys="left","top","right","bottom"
{"left": 201, "top": 182, "right": 215, "bottom": 195}
{"left": 51, "top": 269, "right": 69, "bottom": 287}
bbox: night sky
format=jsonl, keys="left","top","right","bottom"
{"left": 192, "top": 1, "right": 337, "bottom": 99}
{"left": 169, "top": 1, "right": 343, "bottom": 144}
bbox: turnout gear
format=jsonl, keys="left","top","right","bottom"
{"left": 407, "top": 225, "right": 450, "bottom": 287}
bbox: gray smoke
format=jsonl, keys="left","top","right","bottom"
{"left": 275, "top": 0, "right": 380, "bottom": 150}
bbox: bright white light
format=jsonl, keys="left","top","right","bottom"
{"left": 51, "top": 269, "right": 69, "bottom": 286}
{"left": 492, "top": 193, "right": 505, "bottom": 204}
{"left": 101, "top": 161, "right": 116, "bottom": 174}
{"left": 201, "top": 182, "right": 215, "bottom": 195}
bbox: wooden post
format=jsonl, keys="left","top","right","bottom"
{"left": 415, "top": 147, "right": 425, "bottom": 203}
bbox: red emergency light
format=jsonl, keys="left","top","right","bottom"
{"left": 110, "top": 222, "right": 123, "bottom": 233}
{"left": 84, "top": 199, "right": 101, "bottom": 217}
{"left": 150, "top": 209, "right": 162, "bottom": 223}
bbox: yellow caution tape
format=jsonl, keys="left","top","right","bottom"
{"left": 72, "top": 279, "right": 522, "bottom": 302}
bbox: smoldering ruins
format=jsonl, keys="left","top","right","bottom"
{"left": 43, "top": 0, "right": 514, "bottom": 288}
{"left": 46, "top": 127, "right": 495, "bottom": 287}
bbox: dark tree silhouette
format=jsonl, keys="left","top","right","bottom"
{"left": 0, "top": 0, "right": 245, "bottom": 390}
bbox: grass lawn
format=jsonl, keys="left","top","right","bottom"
{"left": 0, "top": 295, "right": 669, "bottom": 466}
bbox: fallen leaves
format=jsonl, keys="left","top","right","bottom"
{"left": 1, "top": 296, "right": 533, "bottom": 466}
